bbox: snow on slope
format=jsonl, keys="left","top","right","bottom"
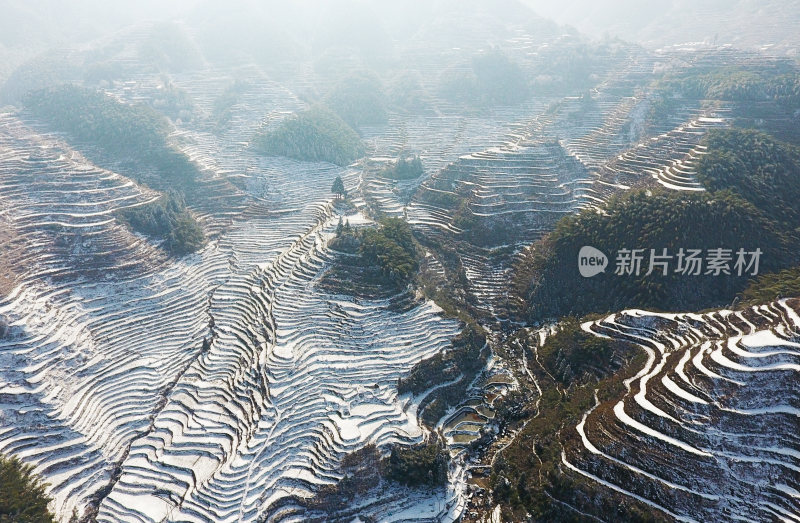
{"left": 566, "top": 300, "right": 800, "bottom": 522}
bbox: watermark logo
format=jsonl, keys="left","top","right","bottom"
{"left": 578, "top": 246, "right": 762, "bottom": 278}
{"left": 578, "top": 246, "right": 608, "bottom": 278}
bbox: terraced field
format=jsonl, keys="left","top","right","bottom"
{"left": 566, "top": 299, "right": 800, "bottom": 522}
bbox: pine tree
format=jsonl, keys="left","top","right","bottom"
{"left": 0, "top": 454, "right": 55, "bottom": 522}
{"left": 331, "top": 176, "right": 346, "bottom": 199}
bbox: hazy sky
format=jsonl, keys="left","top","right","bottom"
{"left": 1, "top": 0, "right": 798, "bottom": 56}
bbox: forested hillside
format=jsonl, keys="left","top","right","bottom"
{"left": 514, "top": 189, "right": 797, "bottom": 321}
{"left": 655, "top": 65, "right": 800, "bottom": 106}
{"left": 514, "top": 127, "right": 800, "bottom": 321}
{"left": 252, "top": 105, "right": 364, "bottom": 166}
{"left": 696, "top": 129, "right": 800, "bottom": 226}
{"left": 24, "top": 85, "right": 200, "bottom": 191}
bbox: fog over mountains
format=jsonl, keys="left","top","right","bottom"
{"left": 523, "top": 0, "right": 800, "bottom": 52}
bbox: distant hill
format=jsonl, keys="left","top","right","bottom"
{"left": 0, "top": 0, "right": 199, "bottom": 50}
{"left": 522, "top": 0, "right": 800, "bottom": 53}
{"left": 138, "top": 21, "right": 205, "bottom": 73}
{"left": 438, "top": 48, "right": 530, "bottom": 107}
{"left": 0, "top": 51, "right": 80, "bottom": 104}
{"left": 324, "top": 72, "right": 388, "bottom": 128}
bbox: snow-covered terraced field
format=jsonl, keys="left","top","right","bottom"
{"left": 408, "top": 136, "right": 588, "bottom": 243}
{"left": 98, "top": 214, "right": 461, "bottom": 522}
{"left": 390, "top": 65, "right": 723, "bottom": 315}
{"left": 595, "top": 115, "right": 728, "bottom": 195}
{"left": 565, "top": 300, "right": 800, "bottom": 522}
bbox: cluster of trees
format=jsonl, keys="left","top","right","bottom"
{"left": 386, "top": 437, "right": 449, "bottom": 487}
{"left": 696, "top": 129, "right": 800, "bottom": 227}
{"left": 698, "top": 129, "right": 800, "bottom": 304}
{"left": 252, "top": 105, "right": 364, "bottom": 166}
{"left": 324, "top": 217, "right": 419, "bottom": 294}
{"left": 358, "top": 217, "right": 418, "bottom": 285}
{"left": 514, "top": 188, "right": 797, "bottom": 321}
{"left": 24, "top": 85, "right": 199, "bottom": 190}
{"left": 118, "top": 192, "right": 204, "bottom": 255}
{"left": 0, "top": 453, "right": 55, "bottom": 522}
{"left": 25, "top": 85, "right": 166, "bottom": 157}
{"left": 331, "top": 176, "right": 346, "bottom": 199}
{"left": 380, "top": 155, "right": 423, "bottom": 180}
